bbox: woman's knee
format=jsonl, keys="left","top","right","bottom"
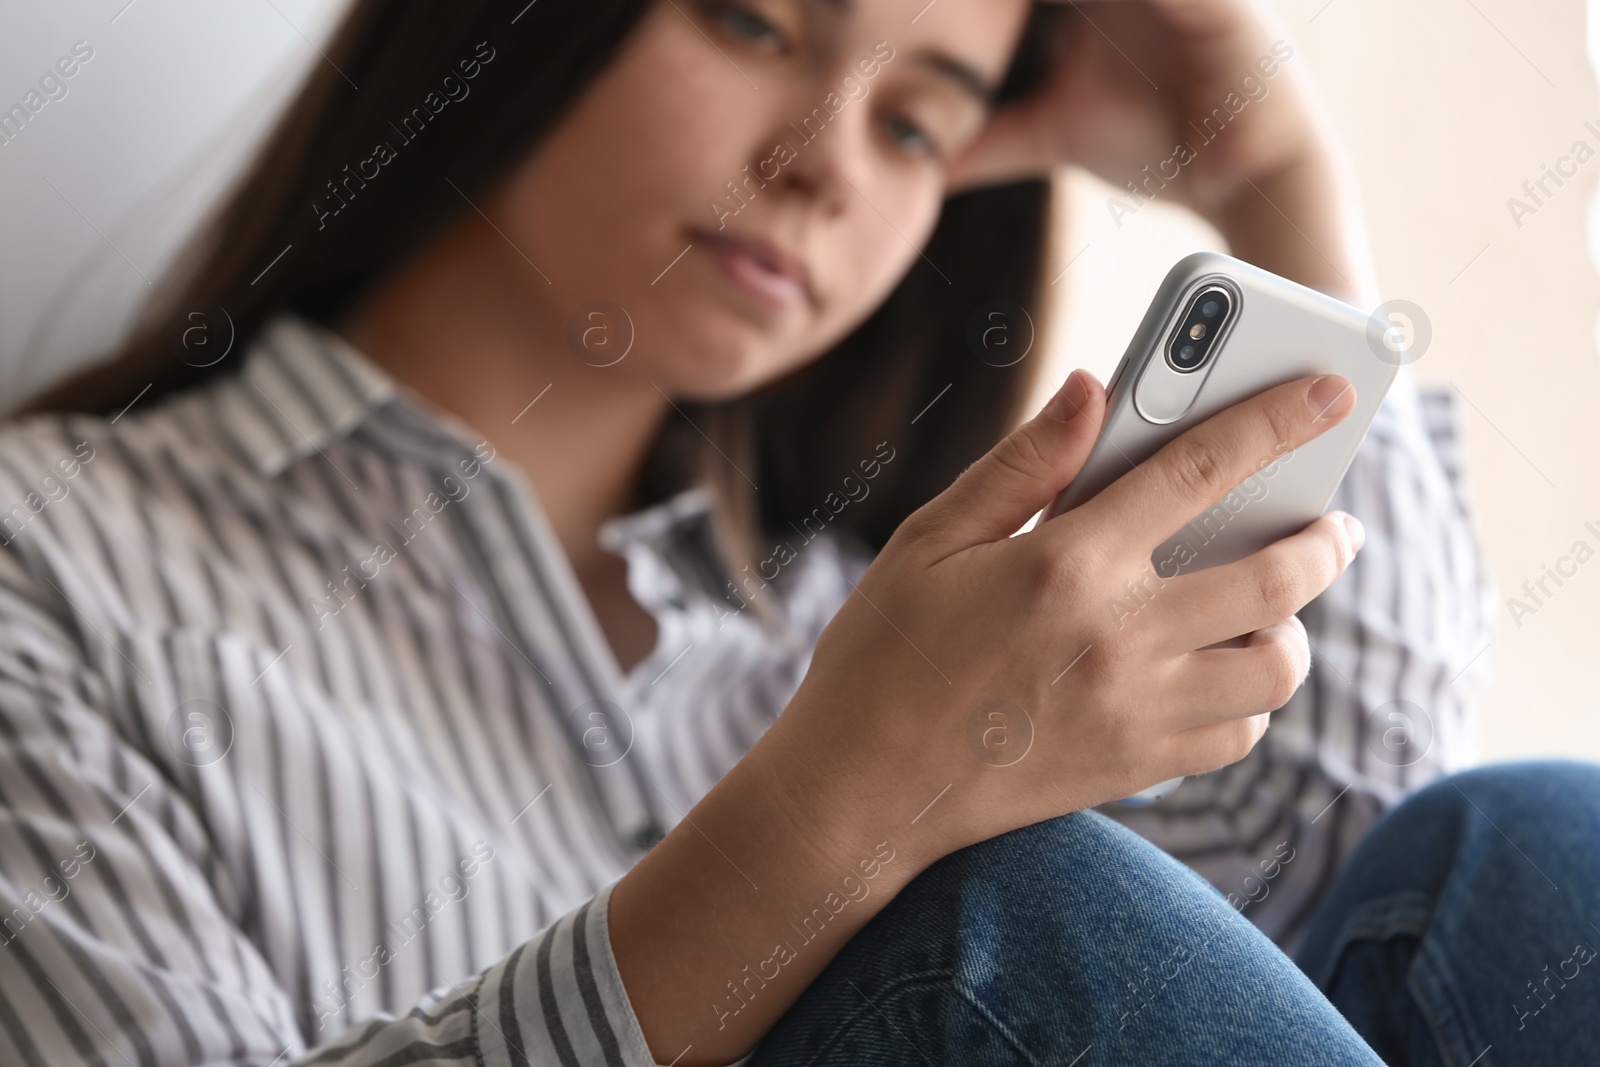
{"left": 931, "top": 807, "right": 1218, "bottom": 925}
{"left": 1294, "top": 761, "right": 1600, "bottom": 1062}
{"left": 753, "top": 809, "right": 1383, "bottom": 1066}
{"left": 1416, "top": 758, "right": 1600, "bottom": 829}
{"left": 777, "top": 809, "right": 1210, "bottom": 998}
{"left": 1343, "top": 759, "right": 1600, "bottom": 891}
{"left": 1296, "top": 759, "right": 1600, "bottom": 985}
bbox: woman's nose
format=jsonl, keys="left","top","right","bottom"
{"left": 757, "top": 86, "right": 877, "bottom": 214}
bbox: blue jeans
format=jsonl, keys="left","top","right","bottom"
{"left": 746, "top": 761, "right": 1600, "bottom": 1066}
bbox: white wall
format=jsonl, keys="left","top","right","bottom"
{"left": 0, "top": 0, "right": 345, "bottom": 399}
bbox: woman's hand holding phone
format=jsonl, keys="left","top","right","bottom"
{"left": 780, "top": 368, "right": 1364, "bottom": 862}
{"left": 614, "top": 368, "right": 1365, "bottom": 1061}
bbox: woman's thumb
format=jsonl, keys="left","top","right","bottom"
{"left": 916, "top": 369, "right": 1105, "bottom": 551}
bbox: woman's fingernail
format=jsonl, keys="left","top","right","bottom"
{"left": 1044, "top": 369, "right": 1089, "bottom": 422}
{"left": 1340, "top": 512, "right": 1366, "bottom": 552}
{"left": 1306, "top": 375, "right": 1355, "bottom": 422}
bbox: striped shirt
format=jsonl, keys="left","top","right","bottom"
{"left": 0, "top": 311, "right": 1494, "bottom": 1065}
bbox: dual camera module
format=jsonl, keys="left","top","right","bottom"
{"left": 1167, "top": 286, "right": 1233, "bottom": 373}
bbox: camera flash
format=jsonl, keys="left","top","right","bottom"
{"left": 1189, "top": 324, "right": 1208, "bottom": 340}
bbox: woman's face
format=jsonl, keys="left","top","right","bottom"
{"left": 490, "top": 0, "right": 1034, "bottom": 401}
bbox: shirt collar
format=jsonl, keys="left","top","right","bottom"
{"left": 223, "top": 311, "right": 484, "bottom": 477}
{"left": 219, "top": 311, "right": 716, "bottom": 551}
{"left": 597, "top": 483, "right": 716, "bottom": 557}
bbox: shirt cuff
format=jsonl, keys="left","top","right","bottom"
{"left": 471, "top": 879, "right": 756, "bottom": 1067}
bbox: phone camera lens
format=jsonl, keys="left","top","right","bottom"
{"left": 1167, "top": 286, "right": 1231, "bottom": 374}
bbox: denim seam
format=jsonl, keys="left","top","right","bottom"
{"left": 1409, "top": 935, "right": 1488, "bottom": 1066}
{"left": 1303, "top": 891, "right": 1434, "bottom": 989}
{"left": 1304, "top": 891, "right": 1486, "bottom": 1064}
{"left": 791, "top": 969, "right": 954, "bottom": 1067}
{"left": 951, "top": 983, "right": 1046, "bottom": 1067}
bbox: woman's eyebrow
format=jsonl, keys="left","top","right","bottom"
{"left": 909, "top": 48, "right": 999, "bottom": 107}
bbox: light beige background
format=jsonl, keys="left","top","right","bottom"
{"left": 1032, "top": 0, "right": 1600, "bottom": 763}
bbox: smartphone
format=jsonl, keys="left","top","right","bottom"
{"left": 1040, "top": 251, "right": 1399, "bottom": 804}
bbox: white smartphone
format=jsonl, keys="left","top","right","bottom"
{"left": 1040, "top": 251, "right": 1400, "bottom": 804}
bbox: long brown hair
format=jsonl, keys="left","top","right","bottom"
{"left": 15, "top": 0, "right": 1067, "bottom": 642}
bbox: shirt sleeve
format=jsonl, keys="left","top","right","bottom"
{"left": 0, "top": 517, "right": 665, "bottom": 1065}
{"left": 1094, "top": 366, "right": 1499, "bottom": 953}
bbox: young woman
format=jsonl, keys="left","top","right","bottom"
{"left": 2, "top": 0, "right": 1596, "bottom": 1064}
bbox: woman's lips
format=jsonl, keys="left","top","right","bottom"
{"left": 691, "top": 229, "right": 812, "bottom": 313}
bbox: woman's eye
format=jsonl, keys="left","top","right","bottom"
{"left": 882, "top": 114, "right": 937, "bottom": 158}
{"left": 707, "top": 3, "right": 788, "bottom": 51}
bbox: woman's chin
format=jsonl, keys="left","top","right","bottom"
{"left": 642, "top": 311, "right": 817, "bottom": 402}
{"left": 646, "top": 339, "right": 799, "bottom": 403}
